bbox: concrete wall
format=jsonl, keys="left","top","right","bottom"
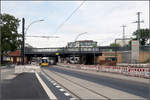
{"left": 121, "top": 51, "right": 131, "bottom": 63}
{"left": 97, "top": 51, "right": 150, "bottom": 64}
{"left": 97, "top": 52, "right": 122, "bottom": 63}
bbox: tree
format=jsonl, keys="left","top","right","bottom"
{"left": 133, "top": 28, "right": 150, "bottom": 45}
{"left": 0, "top": 13, "right": 21, "bottom": 63}
{"left": 110, "top": 43, "right": 120, "bottom": 47}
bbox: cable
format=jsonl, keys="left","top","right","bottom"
{"left": 53, "top": 1, "right": 86, "bottom": 34}
{"left": 26, "top": 36, "right": 59, "bottom": 38}
{"left": 98, "top": 33, "right": 122, "bottom": 46}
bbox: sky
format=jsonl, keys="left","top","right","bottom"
{"left": 1, "top": 1, "right": 149, "bottom": 48}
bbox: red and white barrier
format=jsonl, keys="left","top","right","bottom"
{"left": 81, "top": 65, "right": 150, "bottom": 78}
{"left": 60, "top": 63, "right": 150, "bottom": 79}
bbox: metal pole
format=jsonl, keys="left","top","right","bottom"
{"left": 115, "top": 39, "right": 117, "bottom": 62}
{"left": 79, "top": 43, "right": 81, "bottom": 64}
{"left": 135, "top": 12, "right": 143, "bottom": 40}
{"left": 94, "top": 51, "right": 95, "bottom": 65}
{"left": 137, "top": 12, "right": 140, "bottom": 31}
{"left": 133, "top": 12, "right": 144, "bottom": 41}
{"left": 137, "top": 12, "right": 140, "bottom": 40}
{"left": 22, "top": 18, "right": 25, "bottom": 65}
{"left": 121, "top": 25, "right": 127, "bottom": 46}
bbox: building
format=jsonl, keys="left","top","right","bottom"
{"left": 7, "top": 50, "right": 27, "bottom": 64}
{"left": 67, "top": 40, "right": 97, "bottom": 47}
{"left": 7, "top": 43, "right": 33, "bottom": 64}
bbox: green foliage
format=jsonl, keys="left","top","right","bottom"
{"left": 133, "top": 28, "right": 150, "bottom": 45}
{"left": 0, "top": 13, "right": 21, "bottom": 55}
{"left": 92, "top": 43, "right": 97, "bottom": 47}
{"left": 110, "top": 43, "right": 120, "bottom": 47}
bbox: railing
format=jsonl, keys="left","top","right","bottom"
{"left": 24, "top": 46, "right": 149, "bottom": 54}
{"left": 140, "top": 45, "right": 150, "bottom": 51}
{"left": 25, "top": 47, "right": 101, "bottom": 54}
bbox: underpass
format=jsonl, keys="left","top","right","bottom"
{"left": 1, "top": 64, "right": 149, "bottom": 100}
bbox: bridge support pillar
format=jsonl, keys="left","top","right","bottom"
{"left": 81, "top": 54, "right": 95, "bottom": 65}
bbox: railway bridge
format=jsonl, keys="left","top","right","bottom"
{"left": 24, "top": 46, "right": 130, "bottom": 64}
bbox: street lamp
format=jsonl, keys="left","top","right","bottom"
{"left": 74, "top": 32, "right": 87, "bottom": 42}
{"left": 74, "top": 32, "right": 87, "bottom": 64}
{"left": 21, "top": 18, "right": 44, "bottom": 65}
{"left": 25, "top": 19, "right": 44, "bottom": 34}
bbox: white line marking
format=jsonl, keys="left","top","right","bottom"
{"left": 53, "top": 83, "right": 57, "bottom": 85}
{"left": 51, "top": 81, "right": 54, "bottom": 83}
{"left": 35, "top": 72, "right": 57, "bottom": 100}
{"left": 59, "top": 88, "right": 65, "bottom": 92}
{"left": 56, "top": 85, "right": 61, "bottom": 88}
{"left": 70, "top": 98, "right": 78, "bottom": 100}
{"left": 48, "top": 78, "right": 51, "bottom": 80}
{"left": 64, "top": 92, "right": 70, "bottom": 96}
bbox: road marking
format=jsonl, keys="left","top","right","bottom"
{"left": 56, "top": 85, "right": 61, "bottom": 88}
{"left": 70, "top": 98, "right": 78, "bottom": 100}
{"left": 59, "top": 88, "right": 65, "bottom": 92}
{"left": 64, "top": 92, "right": 70, "bottom": 96}
{"left": 35, "top": 72, "right": 57, "bottom": 100}
{"left": 48, "top": 78, "right": 51, "bottom": 80}
{"left": 51, "top": 81, "right": 54, "bottom": 83}
{"left": 53, "top": 83, "right": 57, "bottom": 85}
{"left": 41, "top": 72, "right": 52, "bottom": 81}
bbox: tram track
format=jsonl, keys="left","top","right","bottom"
{"left": 42, "top": 68, "right": 110, "bottom": 100}
{"left": 41, "top": 68, "right": 81, "bottom": 100}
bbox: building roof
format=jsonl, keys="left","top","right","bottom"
{"left": 76, "top": 40, "right": 95, "bottom": 42}
{"left": 8, "top": 50, "right": 21, "bottom": 57}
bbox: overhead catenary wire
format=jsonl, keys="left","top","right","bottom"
{"left": 26, "top": 35, "right": 59, "bottom": 38}
{"left": 53, "top": 1, "right": 86, "bottom": 34}
{"left": 98, "top": 33, "right": 122, "bottom": 46}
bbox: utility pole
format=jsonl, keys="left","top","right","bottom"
{"left": 121, "top": 25, "right": 127, "bottom": 47}
{"left": 133, "top": 12, "right": 144, "bottom": 40}
{"left": 21, "top": 18, "right": 25, "bottom": 65}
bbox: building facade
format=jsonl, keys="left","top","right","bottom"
{"left": 67, "top": 40, "right": 97, "bottom": 47}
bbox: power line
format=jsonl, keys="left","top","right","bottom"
{"left": 98, "top": 33, "right": 122, "bottom": 46}
{"left": 54, "top": 1, "right": 86, "bottom": 34}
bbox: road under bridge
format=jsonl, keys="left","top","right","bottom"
{"left": 24, "top": 46, "right": 130, "bottom": 64}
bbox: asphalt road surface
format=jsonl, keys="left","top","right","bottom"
{"left": 1, "top": 65, "right": 149, "bottom": 100}
{"left": 43, "top": 66, "right": 149, "bottom": 99}
{"left": 1, "top": 72, "right": 49, "bottom": 100}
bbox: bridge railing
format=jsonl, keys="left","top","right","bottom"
{"left": 24, "top": 46, "right": 135, "bottom": 54}
{"left": 63, "top": 47, "right": 101, "bottom": 53}
{"left": 25, "top": 48, "right": 62, "bottom": 54}
{"left": 25, "top": 47, "right": 102, "bottom": 54}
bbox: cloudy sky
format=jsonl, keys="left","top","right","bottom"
{"left": 1, "top": 1, "right": 149, "bottom": 48}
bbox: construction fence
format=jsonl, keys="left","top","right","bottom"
{"left": 60, "top": 63, "right": 150, "bottom": 79}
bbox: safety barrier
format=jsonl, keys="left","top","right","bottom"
{"left": 15, "top": 65, "right": 40, "bottom": 73}
{"left": 60, "top": 63, "right": 150, "bottom": 79}
{"left": 98, "top": 65, "right": 150, "bottom": 78}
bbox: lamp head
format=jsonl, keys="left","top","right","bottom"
{"left": 39, "top": 20, "right": 44, "bottom": 21}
